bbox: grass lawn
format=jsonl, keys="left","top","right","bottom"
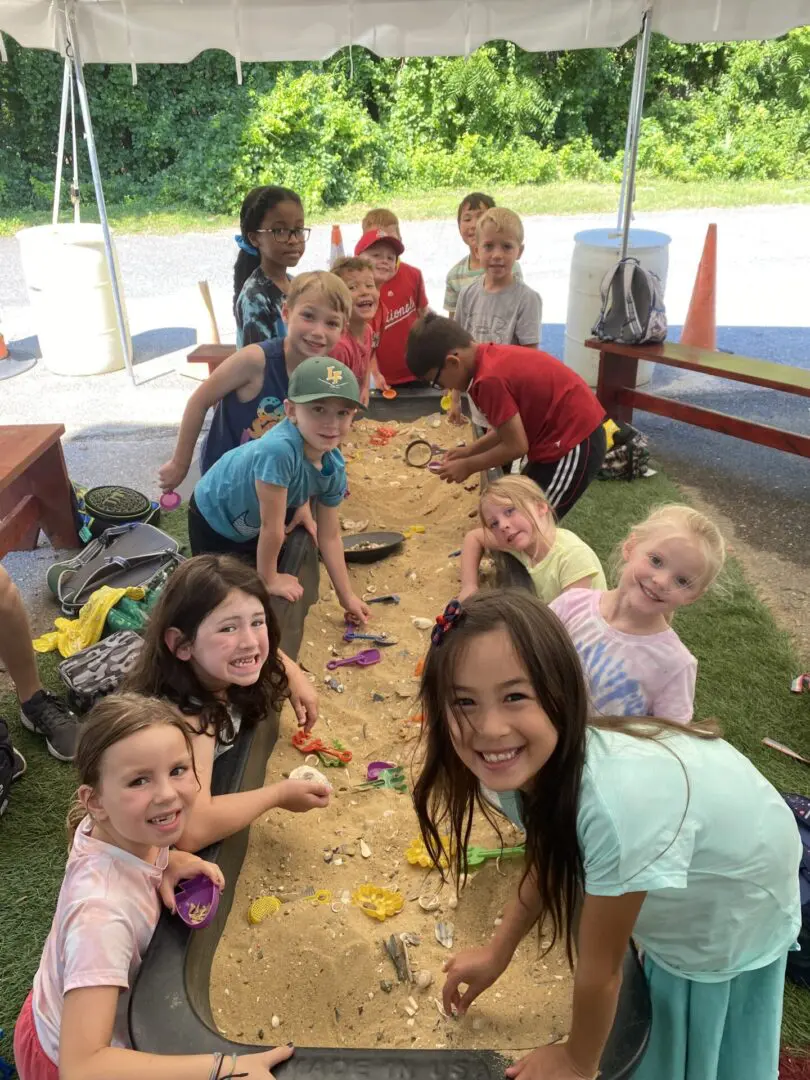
{"left": 1, "top": 471, "right": 809, "bottom": 1065}
{"left": 3, "top": 177, "right": 810, "bottom": 237}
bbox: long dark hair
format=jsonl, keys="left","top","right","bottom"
{"left": 233, "top": 185, "right": 303, "bottom": 307}
{"left": 125, "top": 555, "right": 288, "bottom": 745}
{"left": 412, "top": 590, "right": 719, "bottom": 966}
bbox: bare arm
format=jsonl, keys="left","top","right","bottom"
{"left": 463, "top": 414, "right": 528, "bottom": 474}
{"left": 256, "top": 480, "right": 303, "bottom": 602}
{"left": 159, "top": 345, "right": 266, "bottom": 489}
{"left": 458, "top": 528, "right": 489, "bottom": 601}
{"left": 176, "top": 725, "right": 329, "bottom": 852}
{"left": 60, "top": 986, "right": 291, "bottom": 1080}
{"left": 565, "top": 892, "right": 646, "bottom": 1078}
{"left": 315, "top": 503, "right": 368, "bottom": 623}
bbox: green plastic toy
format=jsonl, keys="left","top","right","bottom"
{"left": 465, "top": 843, "right": 525, "bottom": 867}
{"left": 357, "top": 766, "right": 408, "bottom": 793}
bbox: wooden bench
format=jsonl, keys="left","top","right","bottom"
{"left": 187, "top": 343, "right": 234, "bottom": 376}
{"left": 0, "top": 424, "right": 80, "bottom": 556}
{"left": 587, "top": 339, "right": 810, "bottom": 459}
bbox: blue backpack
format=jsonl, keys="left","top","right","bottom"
{"left": 783, "top": 792, "right": 810, "bottom": 989}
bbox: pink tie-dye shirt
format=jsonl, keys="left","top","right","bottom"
{"left": 32, "top": 817, "right": 169, "bottom": 1064}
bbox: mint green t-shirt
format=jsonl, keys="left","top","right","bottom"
{"left": 490, "top": 727, "right": 801, "bottom": 981}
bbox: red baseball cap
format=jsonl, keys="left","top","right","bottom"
{"left": 355, "top": 228, "right": 404, "bottom": 257}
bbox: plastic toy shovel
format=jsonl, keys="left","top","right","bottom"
{"left": 326, "top": 649, "right": 381, "bottom": 670}
{"left": 175, "top": 874, "right": 220, "bottom": 929}
{"left": 465, "top": 844, "right": 526, "bottom": 868}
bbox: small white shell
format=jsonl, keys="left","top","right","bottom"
{"left": 289, "top": 765, "right": 332, "bottom": 788}
{"left": 447, "top": 895, "right": 458, "bottom": 910}
{"left": 435, "top": 921, "right": 454, "bottom": 949}
{"left": 418, "top": 895, "right": 440, "bottom": 912}
{"left": 271, "top": 1015, "right": 281, "bottom": 1029}
{"left": 414, "top": 970, "right": 434, "bottom": 990}
{"left": 412, "top": 617, "right": 433, "bottom": 630}
{"left": 360, "top": 839, "right": 372, "bottom": 859}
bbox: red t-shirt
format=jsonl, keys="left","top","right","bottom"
{"left": 375, "top": 262, "right": 428, "bottom": 385}
{"left": 470, "top": 343, "right": 605, "bottom": 463}
{"left": 331, "top": 325, "right": 373, "bottom": 386}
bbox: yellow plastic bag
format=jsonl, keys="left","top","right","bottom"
{"left": 33, "top": 585, "right": 146, "bottom": 658}
{"left": 603, "top": 418, "right": 620, "bottom": 451}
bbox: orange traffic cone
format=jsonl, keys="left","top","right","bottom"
{"left": 330, "top": 225, "right": 345, "bottom": 267}
{"left": 680, "top": 223, "right": 717, "bottom": 351}
{"left": 0, "top": 333, "right": 8, "bottom": 360}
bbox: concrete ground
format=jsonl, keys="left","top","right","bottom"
{"left": 1, "top": 204, "right": 809, "bottom": 647}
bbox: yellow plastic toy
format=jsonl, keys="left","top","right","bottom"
{"left": 440, "top": 392, "right": 453, "bottom": 413}
{"left": 405, "top": 836, "right": 449, "bottom": 869}
{"left": 403, "top": 524, "right": 426, "bottom": 540}
{"left": 33, "top": 585, "right": 146, "bottom": 657}
{"left": 351, "top": 884, "right": 404, "bottom": 921}
{"left": 247, "top": 895, "right": 282, "bottom": 924}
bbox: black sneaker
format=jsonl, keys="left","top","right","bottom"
{"left": 0, "top": 741, "right": 24, "bottom": 817}
{"left": 20, "top": 690, "right": 80, "bottom": 762}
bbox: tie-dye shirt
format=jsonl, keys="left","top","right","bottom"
{"left": 31, "top": 817, "right": 169, "bottom": 1064}
{"left": 549, "top": 588, "right": 696, "bottom": 723}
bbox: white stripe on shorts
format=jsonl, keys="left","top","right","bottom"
{"left": 545, "top": 443, "right": 580, "bottom": 507}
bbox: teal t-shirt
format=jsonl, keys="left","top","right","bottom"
{"left": 194, "top": 418, "right": 345, "bottom": 542}
{"left": 489, "top": 727, "right": 801, "bottom": 981}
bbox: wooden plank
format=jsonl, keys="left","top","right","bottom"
{"left": 187, "top": 344, "right": 235, "bottom": 364}
{"left": 618, "top": 388, "right": 810, "bottom": 458}
{"left": 0, "top": 494, "right": 40, "bottom": 557}
{"left": 597, "top": 352, "right": 639, "bottom": 424}
{"left": 0, "top": 424, "right": 66, "bottom": 491}
{"left": 586, "top": 339, "right": 810, "bottom": 398}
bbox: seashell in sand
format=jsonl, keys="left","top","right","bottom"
{"left": 413, "top": 970, "right": 434, "bottom": 990}
{"left": 418, "top": 895, "right": 440, "bottom": 912}
{"left": 360, "top": 839, "right": 372, "bottom": 858}
{"left": 434, "top": 921, "right": 454, "bottom": 949}
{"left": 289, "top": 765, "right": 332, "bottom": 788}
{"left": 411, "top": 617, "right": 433, "bottom": 630}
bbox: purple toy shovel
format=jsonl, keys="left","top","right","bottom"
{"left": 175, "top": 874, "right": 220, "bottom": 930}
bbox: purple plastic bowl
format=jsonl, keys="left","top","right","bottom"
{"left": 175, "top": 874, "right": 220, "bottom": 930}
{"left": 367, "top": 760, "right": 396, "bottom": 781}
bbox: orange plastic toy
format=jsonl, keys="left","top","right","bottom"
{"left": 291, "top": 729, "right": 353, "bottom": 763}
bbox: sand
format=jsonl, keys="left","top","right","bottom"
{"left": 209, "top": 415, "right": 573, "bottom": 1053}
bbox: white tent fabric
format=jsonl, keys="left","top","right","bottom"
{"left": 1, "top": 0, "right": 809, "bottom": 64}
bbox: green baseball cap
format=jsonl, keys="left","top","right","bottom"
{"left": 287, "top": 356, "right": 366, "bottom": 410}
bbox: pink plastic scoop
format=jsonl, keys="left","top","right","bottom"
{"left": 326, "top": 648, "right": 381, "bottom": 670}
{"left": 160, "top": 490, "right": 181, "bottom": 510}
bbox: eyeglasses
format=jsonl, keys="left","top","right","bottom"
{"left": 429, "top": 360, "right": 446, "bottom": 391}
{"left": 254, "top": 227, "right": 311, "bottom": 243}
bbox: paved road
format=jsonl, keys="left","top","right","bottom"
{"left": 1, "top": 204, "right": 809, "bottom": 616}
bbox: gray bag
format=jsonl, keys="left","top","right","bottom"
{"left": 58, "top": 630, "right": 144, "bottom": 713}
{"left": 47, "top": 522, "right": 184, "bottom": 615}
{"left": 592, "top": 257, "right": 667, "bottom": 346}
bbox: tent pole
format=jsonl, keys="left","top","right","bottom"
{"left": 66, "top": 11, "right": 135, "bottom": 383}
{"left": 52, "top": 56, "right": 71, "bottom": 225}
{"left": 69, "top": 64, "right": 81, "bottom": 224}
{"left": 616, "top": 27, "right": 645, "bottom": 231}
{"left": 619, "top": 8, "right": 653, "bottom": 259}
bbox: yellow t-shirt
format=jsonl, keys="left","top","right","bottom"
{"left": 515, "top": 528, "right": 606, "bottom": 604}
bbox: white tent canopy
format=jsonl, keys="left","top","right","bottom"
{"left": 1, "top": 0, "right": 810, "bottom": 64}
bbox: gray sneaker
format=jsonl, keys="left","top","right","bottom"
{"left": 20, "top": 690, "right": 80, "bottom": 762}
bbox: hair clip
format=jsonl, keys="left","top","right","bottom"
{"left": 431, "top": 599, "right": 463, "bottom": 646}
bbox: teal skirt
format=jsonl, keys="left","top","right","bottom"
{"left": 632, "top": 953, "right": 787, "bottom": 1080}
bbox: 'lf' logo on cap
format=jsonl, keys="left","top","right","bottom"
{"left": 325, "top": 365, "right": 344, "bottom": 386}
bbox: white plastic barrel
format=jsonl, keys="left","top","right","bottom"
{"left": 16, "top": 223, "right": 131, "bottom": 376}
{"left": 564, "top": 227, "right": 671, "bottom": 388}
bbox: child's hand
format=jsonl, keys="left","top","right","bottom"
{"left": 342, "top": 594, "right": 371, "bottom": 625}
{"left": 286, "top": 502, "right": 318, "bottom": 544}
{"left": 448, "top": 405, "right": 467, "bottom": 427}
{"left": 160, "top": 852, "right": 224, "bottom": 913}
{"left": 274, "top": 778, "right": 331, "bottom": 813}
{"left": 505, "top": 1044, "right": 597, "bottom": 1080}
{"left": 443, "top": 446, "right": 469, "bottom": 462}
{"left": 240, "top": 1045, "right": 295, "bottom": 1078}
{"left": 267, "top": 572, "right": 305, "bottom": 603}
{"left": 438, "top": 458, "right": 472, "bottom": 484}
{"left": 288, "top": 672, "right": 319, "bottom": 732}
{"left": 158, "top": 458, "right": 188, "bottom": 492}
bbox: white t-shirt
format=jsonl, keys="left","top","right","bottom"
{"left": 32, "top": 817, "right": 168, "bottom": 1063}
{"left": 493, "top": 727, "right": 801, "bottom": 981}
{"left": 549, "top": 588, "right": 697, "bottom": 723}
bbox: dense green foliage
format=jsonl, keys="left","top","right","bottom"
{"left": 1, "top": 30, "right": 809, "bottom": 213}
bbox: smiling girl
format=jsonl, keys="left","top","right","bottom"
{"left": 459, "top": 476, "right": 605, "bottom": 604}
{"left": 125, "top": 555, "right": 331, "bottom": 854}
{"left": 14, "top": 694, "right": 295, "bottom": 1080}
{"left": 550, "top": 505, "right": 725, "bottom": 724}
{"left": 413, "top": 592, "right": 799, "bottom": 1080}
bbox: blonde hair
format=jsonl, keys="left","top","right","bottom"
{"left": 476, "top": 207, "right": 524, "bottom": 245}
{"left": 361, "top": 208, "right": 400, "bottom": 235}
{"left": 618, "top": 504, "right": 726, "bottom": 591}
{"left": 479, "top": 475, "right": 554, "bottom": 543}
{"left": 66, "top": 693, "right": 196, "bottom": 840}
{"left": 330, "top": 255, "right": 375, "bottom": 279}
{"left": 286, "top": 270, "right": 351, "bottom": 324}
